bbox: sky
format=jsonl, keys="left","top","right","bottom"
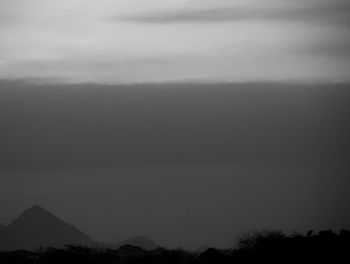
{"left": 0, "top": 0, "right": 350, "bottom": 82}
{"left": 1, "top": 82, "right": 350, "bottom": 249}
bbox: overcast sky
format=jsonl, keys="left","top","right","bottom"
{"left": 1, "top": 82, "right": 350, "bottom": 248}
{"left": 0, "top": 0, "right": 349, "bottom": 82}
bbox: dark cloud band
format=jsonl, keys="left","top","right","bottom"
{"left": 114, "top": 1, "right": 350, "bottom": 25}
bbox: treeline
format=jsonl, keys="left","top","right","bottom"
{"left": 1, "top": 229, "right": 349, "bottom": 264}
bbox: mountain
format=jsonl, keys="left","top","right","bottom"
{"left": 116, "top": 236, "right": 159, "bottom": 250}
{"left": 0, "top": 205, "right": 94, "bottom": 251}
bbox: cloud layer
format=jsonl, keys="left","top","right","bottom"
{"left": 118, "top": 0, "right": 350, "bottom": 24}
{"left": 0, "top": 0, "right": 349, "bottom": 82}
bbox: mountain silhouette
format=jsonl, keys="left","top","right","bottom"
{"left": 116, "top": 236, "right": 159, "bottom": 250}
{"left": 0, "top": 205, "right": 94, "bottom": 251}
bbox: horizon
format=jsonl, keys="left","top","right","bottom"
{"left": 1, "top": 203, "right": 349, "bottom": 250}
{"left": 1, "top": 77, "right": 349, "bottom": 86}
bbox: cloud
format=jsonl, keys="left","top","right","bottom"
{"left": 298, "top": 37, "right": 350, "bottom": 58}
{"left": 113, "top": 0, "right": 350, "bottom": 25}
{"left": 117, "top": 7, "right": 261, "bottom": 23}
{"left": 0, "top": 0, "right": 349, "bottom": 82}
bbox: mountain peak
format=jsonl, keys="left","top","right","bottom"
{"left": 27, "top": 205, "right": 46, "bottom": 211}
{"left": 117, "top": 236, "right": 158, "bottom": 250}
{"left": 22, "top": 205, "right": 51, "bottom": 216}
{"left": 0, "top": 206, "right": 94, "bottom": 250}
{"left": 11, "top": 205, "right": 62, "bottom": 228}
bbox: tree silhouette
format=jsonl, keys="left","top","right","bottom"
{"left": 0, "top": 229, "right": 349, "bottom": 264}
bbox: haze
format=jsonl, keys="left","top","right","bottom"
{"left": 1, "top": 82, "right": 350, "bottom": 249}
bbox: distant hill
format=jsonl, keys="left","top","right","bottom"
{"left": 116, "top": 236, "right": 159, "bottom": 250}
{"left": 0, "top": 205, "right": 94, "bottom": 251}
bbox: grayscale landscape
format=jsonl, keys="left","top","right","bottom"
{"left": 0, "top": 1, "right": 350, "bottom": 263}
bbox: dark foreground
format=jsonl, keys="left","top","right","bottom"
{"left": 1, "top": 230, "right": 349, "bottom": 264}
